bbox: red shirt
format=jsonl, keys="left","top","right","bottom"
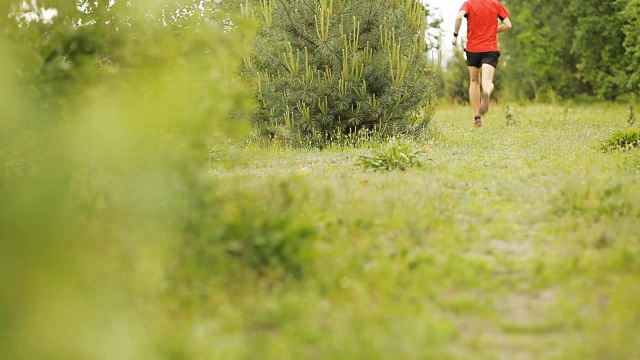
{"left": 461, "top": 0, "right": 510, "bottom": 52}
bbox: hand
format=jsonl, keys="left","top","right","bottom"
{"left": 452, "top": 36, "right": 457, "bottom": 46}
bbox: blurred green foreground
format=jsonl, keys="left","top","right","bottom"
{"left": 2, "top": 1, "right": 640, "bottom": 360}
{"left": 0, "top": 1, "right": 258, "bottom": 358}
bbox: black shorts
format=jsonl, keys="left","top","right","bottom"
{"left": 465, "top": 51, "right": 501, "bottom": 68}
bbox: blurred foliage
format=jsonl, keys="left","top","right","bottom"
{"left": 245, "top": 0, "right": 439, "bottom": 147}
{"left": 1, "top": 0, "right": 258, "bottom": 358}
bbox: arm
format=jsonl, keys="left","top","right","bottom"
{"left": 497, "top": 17, "right": 512, "bottom": 34}
{"left": 452, "top": 10, "right": 466, "bottom": 46}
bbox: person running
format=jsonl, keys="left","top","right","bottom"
{"left": 452, "top": 0, "right": 512, "bottom": 127}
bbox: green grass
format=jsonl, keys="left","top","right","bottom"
{"left": 9, "top": 102, "right": 637, "bottom": 359}
{"left": 181, "top": 103, "right": 640, "bottom": 359}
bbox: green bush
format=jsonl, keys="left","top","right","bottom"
{"left": 601, "top": 128, "right": 640, "bottom": 151}
{"left": 356, "top": 137, "right": 425, "bottom": 171}
{"left": 246, "top": 0, "right": 438, "bottom": 147}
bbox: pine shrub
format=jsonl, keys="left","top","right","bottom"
{"left": 245, "top": 0, "right": 438, "bottom": 147}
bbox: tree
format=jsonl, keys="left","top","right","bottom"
{"left": 569, "top": 0, "right": 631, "bottom": 99}
{"left": 619, "top": 0, "right": 640, "bottom": 93}
{"left": 7, "top": 0, "right": 256, "bottom": 112}
{"left": 498, "top": 0, "right": 584, "bottom": 100}
{"left": 498, "top": 0, "right": 638, "bottom": 101}
{"left": 246, "top": 0, "right": 439, "bottom": 146}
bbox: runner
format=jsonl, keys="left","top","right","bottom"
{"left": 452, "top": 0, "right": 512, "bottom": 127}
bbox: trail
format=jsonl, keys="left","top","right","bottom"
{"left": 429, "top": 105, "right": 626, "bottom": 359}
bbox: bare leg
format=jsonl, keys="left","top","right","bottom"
{"left": 480, "top": 63, "right": 496, "bottom": 114}
{"left": 468, "top": 66, "right": 481, "bottom": 116}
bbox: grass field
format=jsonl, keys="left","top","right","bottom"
{"left": 5, "top": 103, "right": 640, "bottom": 359}
{"left": 188, "top": 103, "right": 640, "bottom": 359}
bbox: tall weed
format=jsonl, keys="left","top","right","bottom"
{"left": 601, "top": 128, "right": 640, "bottom": 151}
{"left": 356, "top": 137, "right": 425, "bottom": 171}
